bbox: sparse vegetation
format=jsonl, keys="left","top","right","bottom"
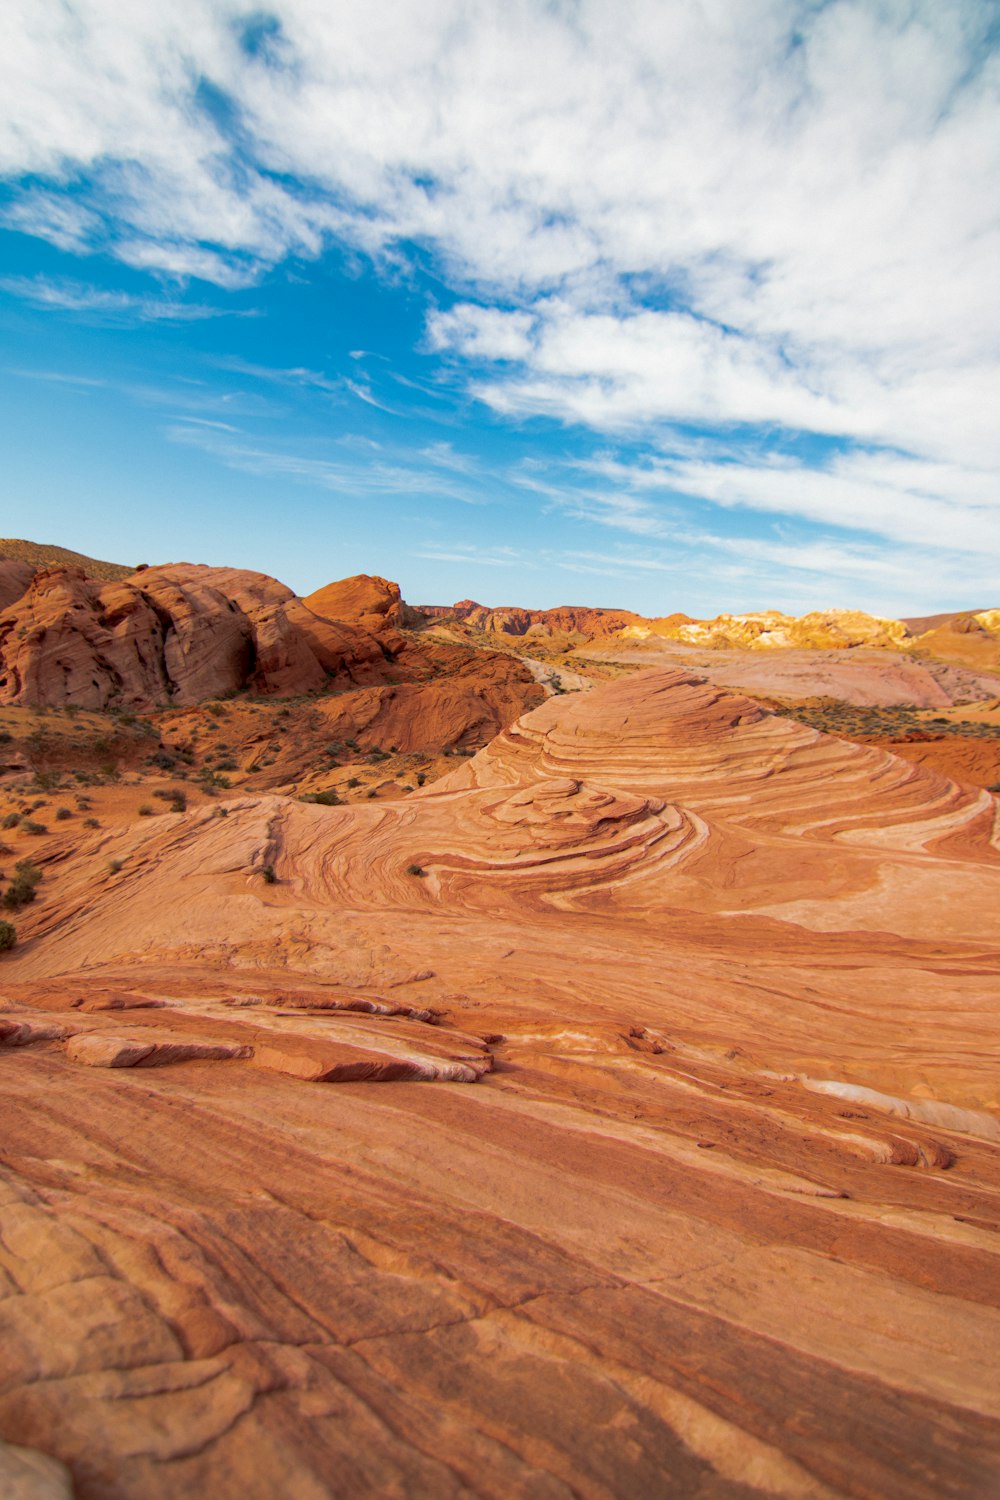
{"left": 406, "top": 863, "right": 427, "bottom": 877}
{"left": 0, "top": 920, "right": 15, "bottom": 951}
{"left": 261, "top": 863, "right": 277, "bottom": 884}
{"left": 3, "top": 860, "right": 41, "bottom": 911}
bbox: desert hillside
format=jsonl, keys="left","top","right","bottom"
{"left": 0, "top": 537, "right": 134, "bottom": 582}
{"left": 1, "top": 553, "right": 999, "bottom": 1499}
{"left": 1, "top": 665, "right": 999, "bottom": 1496}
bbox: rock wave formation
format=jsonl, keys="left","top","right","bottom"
{"left": 2, "top": 669, "right": 999, "bottom": 1497}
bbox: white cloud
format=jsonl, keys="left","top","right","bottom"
{"left": 1, "top": 0, "right": 998, "bottom": 570}
{"left": 166, "top": 420, "right": 488, "bottom": 505}
{"left": 0, "top": 273, "right": 233, "bottom": 321}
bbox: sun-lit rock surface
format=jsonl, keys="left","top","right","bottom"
{"left": 1, "top": 668, "right": 999, "bottom": 1497}
{"left": 305, "top": 572, "right": 411, "bottom": 631}
{"left": 0, "top": 563, "right": 399, "bottom": 708}
{"left": 623, "top": 607, "right": 913, "bottom": 650}
{"left": 586, "top": 639, "right": 1000, "bottom": 707}
{"left": 440, "top": 598, "right": 693, "bottom": 640}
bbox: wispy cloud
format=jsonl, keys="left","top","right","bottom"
{"left": 0, "top": 274, "right": 235, "bottom": 323}
{"left": 7, "top": 366, "right": 107, "bottom": 388}
{"left": 167, "top": 421, "right": 488, "bottom": 506}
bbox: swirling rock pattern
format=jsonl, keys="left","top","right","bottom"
{"left": 1, "top": 669, "right": 999, "bottom": 1498}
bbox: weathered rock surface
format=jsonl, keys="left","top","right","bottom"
{"left": 442, "top": 597, "right": 692, "bottom": 640}
{"left": 626, "top": 606, "right": 912, "bottom": 650}
{"left": 587, "top": 639, "right": 1000, "bottom": 707}
{"left": 305, "top": 572, "right": 411, "bottom": 631}
{"left": 0, "top": 566, "right": 546, "bottom": 775}
{"left": 0, "top": 1439, "right": 74, "bottom": 1500}
{"left": 0, "top": 564, "right": 409, "bottom": 709}
{"left": 1, "top": 669, "right": 999, "bottom": 1497}
{"left": 0, "top": 559, "right": 36, "bottom": 611}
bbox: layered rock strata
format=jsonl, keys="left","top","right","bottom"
{"left": 1, "top": 670, "right": 999, "bottom": 1497}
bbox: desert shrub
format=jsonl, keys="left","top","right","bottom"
{"left": 2, "top": 813, "right": 20, "bottom": 830}
{"left": 83, "top": 816, "right": 100, "bottom": 828}
{"left": 261, "top": 863, "right": 277, "bottom": 884}
{"left": 215, "top": 758, "right": 238, "bottom": 772}
{"left": 107, "top": 858, "right": 124, "bottom": 874}
{"left": 300, "top": 789, "right": 342, "bottom": 806}
{"left": 137, "top": 804, "right": 154, "bottom": 816}
{"left": 0, "top": 921, "right": 15, "bottom": 951}
{"left": 23, "top": 820, "right": 47, "bottom": 836}
{"left": 346, "top": 777, "right": 361, "bottom": 788}
{"left": 406, "top": 863, "right": 427, "bottom": 877}
{"left": 3, "top": 860, "right": 41, "bottom": 911}
{"left": 0, "top": 730, "right": 12, "bottom": 745}
{"left": 416, "top": 772, "right": 426, "bottom": 787}
{"left": 199, "top": 769, "right": 230, "bottom": 790}
{"left": 55, "top": 807, "right": 73, "bottom": 820}
{"left": 150, "top": 749, "right": 176, "bottom": 770}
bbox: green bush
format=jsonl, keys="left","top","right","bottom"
{"left": 261, "top": 863, "right": 277, "bottom": 884}
{"left": 0, "top": 920, "right": 15, "bottom": 951}
{"left": 3, "top": 861, "right": 41, "bottom": 912}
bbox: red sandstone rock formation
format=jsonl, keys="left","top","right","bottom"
{"left": 0, "top": 563, "right": 400, "bottom": 709}
{"left": 1, "top": 669, "right": 999, "bottom": 1496}
{"left": 305, "top": 572, "right": 410, "bottom": 630}
{"left": 0, "top": 558, "right": 35, "bottom": 611}
{"left": 445, "top": 597, "right": 692, "bottom": 639}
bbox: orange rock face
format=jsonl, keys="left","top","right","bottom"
{"left": 445, "top": 597, "right": 692, "bottom": 639}
{"left": 1, "top": 669, "right": 999, "bottom": 1497}
{"left": 305, "top": 572, "right": 409, "bottom": 631}
{"left": 0, "top": 563, "right": 402, "bottom": 709}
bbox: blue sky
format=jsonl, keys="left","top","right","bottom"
{"left": 1, "top": 1, "right": 998, "bottom": 617}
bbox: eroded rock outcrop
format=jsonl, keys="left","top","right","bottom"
{"left": 445, "top": 598, "right": 692, "bottom": 639}
{"left": 0, "top": 564, "right": 397, "bottom": 709}
{"left": 305, "top": 572, "right": 411, "bottom": 631}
